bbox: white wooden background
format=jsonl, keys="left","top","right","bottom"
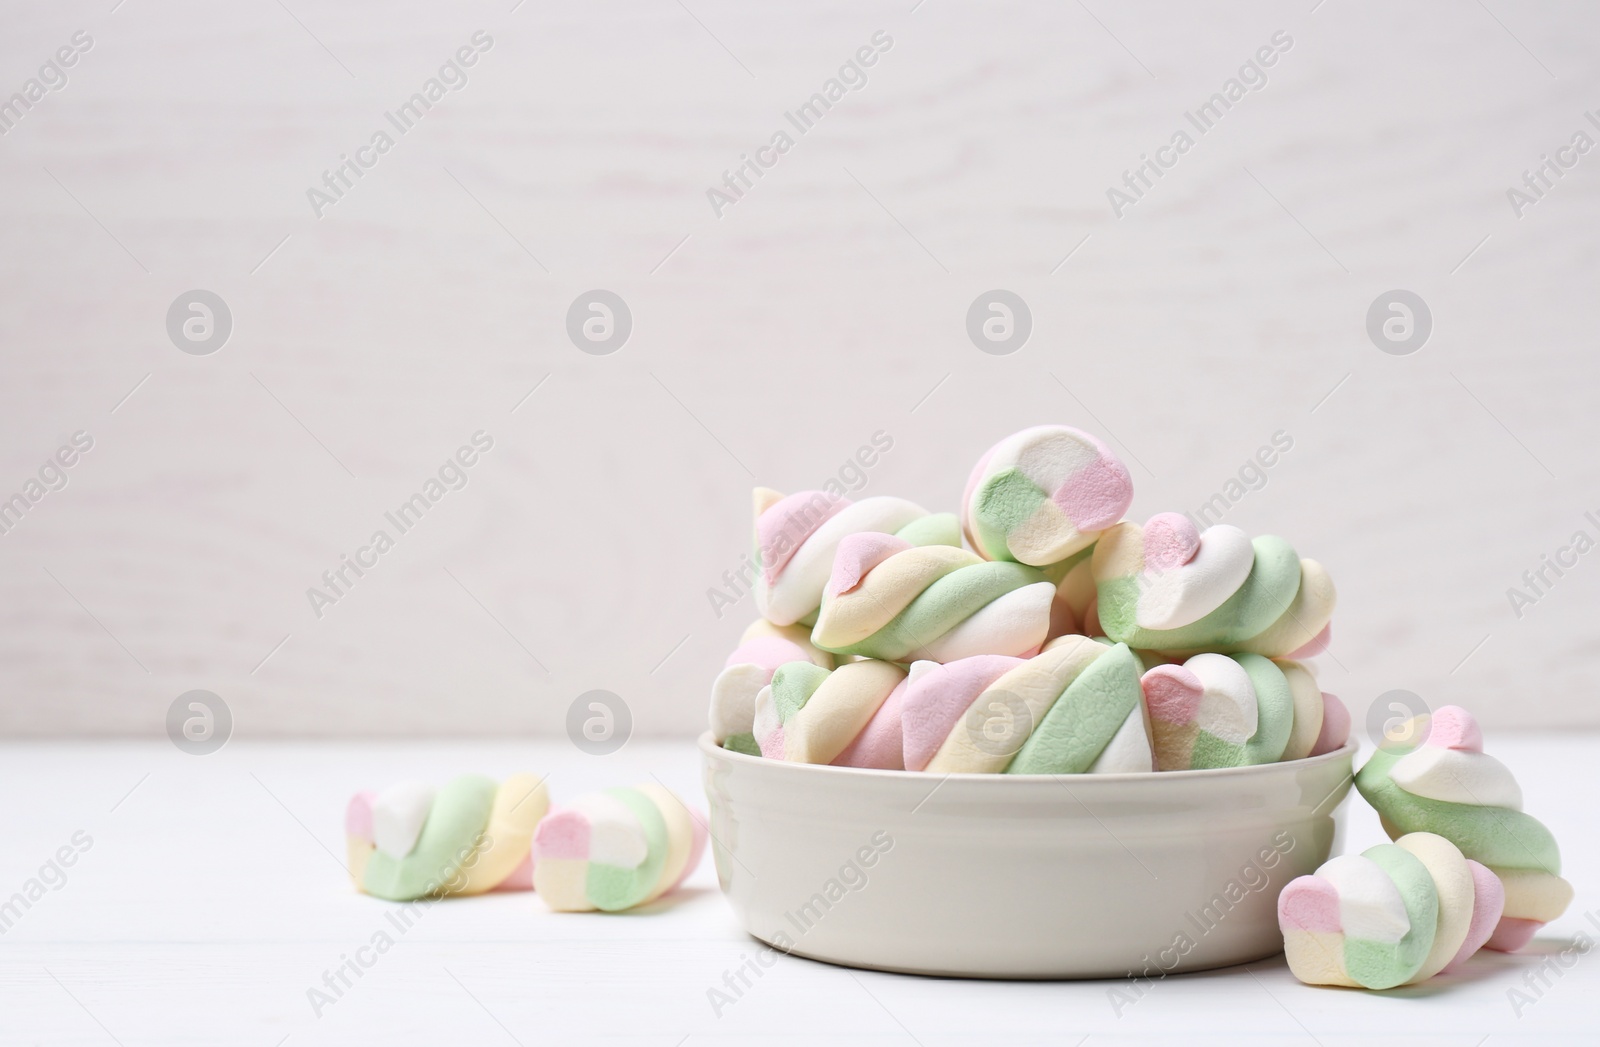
{"left": 2, "top": 0, "right": 1598, "bottom": 737}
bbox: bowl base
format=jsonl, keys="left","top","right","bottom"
{"left": 747, "top": 930, "right": 1288, "bottom": 980}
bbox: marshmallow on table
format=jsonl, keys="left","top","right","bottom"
{"left": 532, "top": 784, "right": 707, "bottom": 913}
{"left": 369, "top": 781, "right": 434, "bottom": 860}
{"left": 962, "top": 425, "right": 1134, "bottom": 567}
{"left": 810, "top": 532, "right": 1054, "bottom": 662}
{"left": 1138, "top": 653, "right": 1346, "bottom": 770}
{"left": 1092, "top": 513, "right": 1335, "bottom": 658}
{"left": 752, "top": 488, "right": 959, "bottom": 627}
{"left": 1356, "top": 706, "right": 1572, "bottom": 951}
{"left": 752, "top": 658, "right": 910, "bottom": 768}
{"left": 1279, "top": 832, "right": 1505, "bottom": 989}
{"left": 447, "top": 773, "right": 549, "bottom": 895}
{"left": 709, "top": 619, "right": 834, "bottom": 754}
{"left": 348, "top": 773, "right": 548, "bottom": 901}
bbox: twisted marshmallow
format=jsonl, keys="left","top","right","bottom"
{"left": 1279, "top": 833, "right": 1505, "bottom": 989}
{"left": 751, "top": 658, "right": 909, "bottom": 768}
{"left": 753, "top": 488, "right": 959, "bottom": 626}
{"left": 347, "top": 774, "right": 549, "bottom": 901}
{"left": 1092, "top": 513, "right": 1335, "bottom": 657}
{"left": 810, "top": 532, "right": 1053, "bottom": 661}
{"left": 710, "top": 619, "right": 834, "bottom": 755}
{"left": 962, "top": 425, "right": 1134, "bottom": 567}
{"left": 532, "top": 784, "right": 706, "bottom": 912}
{"left": 1355, "top": 706, "right": 1572, "bottom": 951}
{"left": 1139, "top": 653, "right": 1348, "bottom": 770}
{"left": 906, "top": 636, "right": 1154, "bottom": 774}
{"left": 748, "top": 637, "right": 1154, "bottom": 775}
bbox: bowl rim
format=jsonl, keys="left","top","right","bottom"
{"left": 698, "top": 731, "right": 1357, "bottom": 784}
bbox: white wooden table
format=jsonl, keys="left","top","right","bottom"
{"left": 1, "top": 736, "right": 1594, "bottom": 1046}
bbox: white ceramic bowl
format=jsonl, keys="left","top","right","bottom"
{"left": 700, "top": 733, "right": 1355, "bottom": 978}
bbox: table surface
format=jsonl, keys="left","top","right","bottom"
{"left": 1, "top": 736, "right": 1594, "bottom": 1047}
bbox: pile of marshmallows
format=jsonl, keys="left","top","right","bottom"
{"left": 708, "top": 424, "right": 1574, "bottom": 990}
{"left": 709, "top": 424, "right": 1347, "bottom": 775}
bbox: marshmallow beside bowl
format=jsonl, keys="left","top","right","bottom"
{"left": 700, "top": 733, "right": 1355, "bottom": 979}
